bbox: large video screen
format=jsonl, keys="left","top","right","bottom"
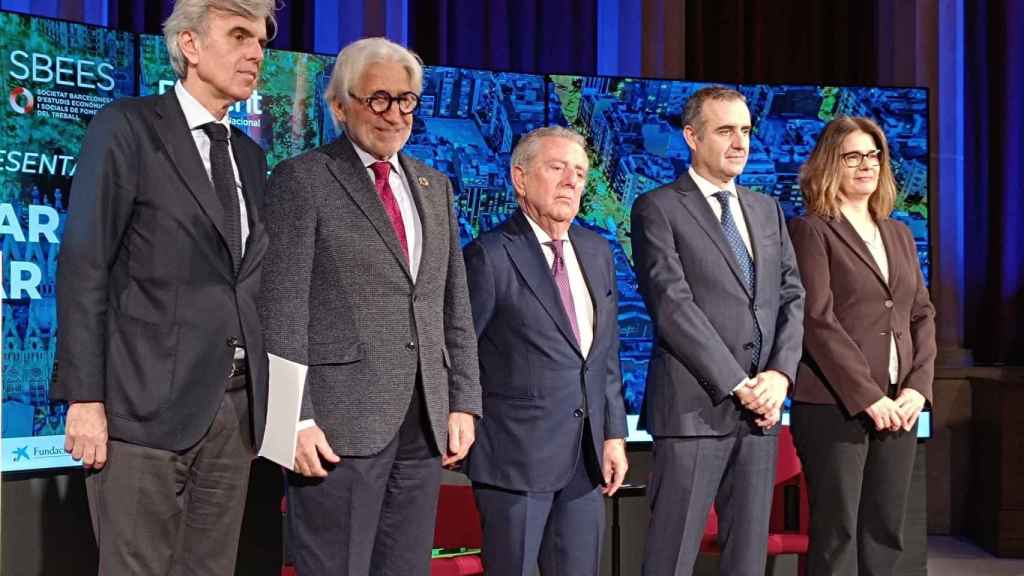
{"left": 405, "top": 70, "right": 929, "bottom": 440}
{"left": 1, "top": 13, "right": 929, "bottom": 472}
{"left": 1, "top": 11, "right": 136, "bottom": 471}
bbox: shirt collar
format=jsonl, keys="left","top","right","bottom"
{"left": 175, "top": 81, "right": 231, "bottom": 135}
{"left": 689, "top": 166, "right": 737, "bottom": 199}
{"left": 350, "top": 139, "right": 402, "bottom": 174}
{"left": 522, "top": 211, "right": 574, "bottom": 248}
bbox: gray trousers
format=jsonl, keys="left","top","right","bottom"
{"left": 643, "top": 425, "right": 778, "bottom": 576}
{"left": 286, "top": 383, "right": 442, "bottom": 575}
{"left": 86, "top": 382, "right": 254, "bottom": 576}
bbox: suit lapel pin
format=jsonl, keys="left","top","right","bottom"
{"left": 417, "top": 176, "right": 430, "bottom": 188}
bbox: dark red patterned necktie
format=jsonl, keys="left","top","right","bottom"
{"left": 370, "top": 161, "right": 409, "bottom": 263}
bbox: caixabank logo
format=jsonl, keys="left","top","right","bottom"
{"left": 9, "top": 85, "right": 34, "bottom": 114}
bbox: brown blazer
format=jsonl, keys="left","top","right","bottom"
{"left": 787, "top": 213, "right": 936, "bottom": 416}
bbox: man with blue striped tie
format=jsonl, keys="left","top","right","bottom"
{"left": 630, "top": 86, "right": 805, "bottom": 576}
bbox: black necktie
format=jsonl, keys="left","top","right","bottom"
{"left": 201, "top": 122, "right": 241, "bottom": 275}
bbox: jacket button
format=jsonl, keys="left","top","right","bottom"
{"left": 884, "top": 300, "right": 894, "bottom": 309}
{"left": 406, "top": 341, "right": 417, "bottom": 351}
{"left": 573, "top": 408, "right": 584, "bottom": 418}
{"left": 226, "top": 337, "right": 240, "bottom": 347}
{"left": 743, "top": 342, "right": 754, "bottom": 350}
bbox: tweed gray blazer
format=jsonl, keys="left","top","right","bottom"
{"left": 259, "top": 136, "right": 481, "bottom": 456}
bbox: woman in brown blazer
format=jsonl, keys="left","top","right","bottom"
{"left": 787, "top": 116, "right": 936, "bottom": 576}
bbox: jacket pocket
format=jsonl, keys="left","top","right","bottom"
{"left": 307, "top": 341, "right": 366, "bottom": 365}
{"left": 105, "top": 310, "right": 179, "bottom": 421}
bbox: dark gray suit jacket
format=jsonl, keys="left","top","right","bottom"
{"left": 462, "top": 211, "right": 628, "bottom": 492}
{"left": 630, "top": 172, "right": 805, "bottom": 437}
{"left": 54, "top": 90, "right": 270, "bottom": 451}
{"left": 259, "top": 136, "right": 481, "bottom": 456}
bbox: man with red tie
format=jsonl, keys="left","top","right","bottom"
{"left": 259, "top": 37, "right": 481, "bottom": 575}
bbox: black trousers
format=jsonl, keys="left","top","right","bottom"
{"left": 86, "top": 379, "right": 254, "bottom": 576}
{"left": 790, "top": 402, "right": 918, "bottom": 576}
{"left": 286, "top": 383, "right": 442, "bottom": 575}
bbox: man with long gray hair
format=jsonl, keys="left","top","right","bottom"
{"left": 260, "top": 37, "right": 481, "bottom": 574}
{"left": 54, "top": 1, "right": 277, "bottom": 573}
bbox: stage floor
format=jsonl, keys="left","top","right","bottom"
{"left": 929, "top": 536, "right": 1024, "bottom": 575}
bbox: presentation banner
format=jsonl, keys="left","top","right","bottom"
{"left": 0, "top": 11, "right": 136, "bottom": 471}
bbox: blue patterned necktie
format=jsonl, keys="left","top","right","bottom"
{"left": 712, "top": 190, "right": 761, "bottom": 370}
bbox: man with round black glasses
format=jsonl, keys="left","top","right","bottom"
{"left": 259, "top": 37, "right": 481, "bottom": 575}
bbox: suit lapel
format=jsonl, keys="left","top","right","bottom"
{"left": 234, "top": 136, "right": 267, "bottom": 280}
{"left": 569, "top": 226, "right": 601, "bottom": 338}
{"left": 676, "top": 175, "right": 751, "bottom": 296}
{"left": 828, "top": 217, "right": 891, "bottom": 293}
{"left": 878, "top": 220, "right": 900, "bottom": 290}
{"left": 504, "top": 212, "right": 582, "bottom": 355}
{"left": 324, "top": 137, "right": 412, "bottom": 281}
{"left": 152, "top": 91, "right": 231, "bottom": 256}
{"left": 736, "top": 189, "right": 763, "bottom": 299}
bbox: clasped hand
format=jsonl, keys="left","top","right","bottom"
{"left": 735, "top": 370, "right": 788, "bottom": 429}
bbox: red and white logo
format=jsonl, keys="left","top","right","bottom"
{"left": 9, "top": 86, "right": 35, "bottom": 114}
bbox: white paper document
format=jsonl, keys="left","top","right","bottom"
{"left": 257, "top": 353, "right": 308, "bottom": 470}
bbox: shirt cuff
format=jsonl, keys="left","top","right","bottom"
{"left": 730, "top": 378, "right": 750, "bottom": 395}
{"left": 296, "top": 419, "right": 316, "bottom": 431}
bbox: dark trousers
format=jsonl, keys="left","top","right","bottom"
{"left": 85, "top": 380, "right": 254, "bottom": 576}
{"left": 473, "top": 427, "right": 605, "bottom": 576}
{"left": 643, "top": 424, "right": 778, "bottom": 576}
{"left": 286, "top": 384, "right": 441, "bottom": 576}
{"left": 790, "top": 402, "right": 918, "bottom": 576}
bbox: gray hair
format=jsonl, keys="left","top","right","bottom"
{"left": 510, "top": 126, "right": 588, "bottom": 170}
{"left": 681, "top": 85, "right": 746, "bottom": 135}
{"left": 324, "top": 37, "right": 424, "bottom": 107}
{"left": 163, "top": 0, "right": 279, "bottom": 79}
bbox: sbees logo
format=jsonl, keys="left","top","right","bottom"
{"left": 8, "top": 50, "right": 115, "bottom": 91}
{"left": 9, "top": 86, "right": 34, "bottom": 114}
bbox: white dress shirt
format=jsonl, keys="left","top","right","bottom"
{"left": 175, "top": 81, "right": 249, "bottom": 361}
{"left": 351, "top": 142, "right": 424, "bottom": 282}
{"left": 524, "top": 214, "right": 595, "bottom": 358}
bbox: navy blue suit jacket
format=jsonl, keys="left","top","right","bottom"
{"left": 463, "top": 211, "right": 628, "bottom": 492}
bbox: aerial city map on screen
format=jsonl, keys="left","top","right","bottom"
{"left": 1, "top": 14, "right": 930, "bottom": 471}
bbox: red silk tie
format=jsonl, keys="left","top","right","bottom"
{"left": 370, "top": 161, "right": 409, "bottom": 263}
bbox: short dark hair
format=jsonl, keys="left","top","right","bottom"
{"left": 681, "top": 86, "right": 746, "bottom": 134}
